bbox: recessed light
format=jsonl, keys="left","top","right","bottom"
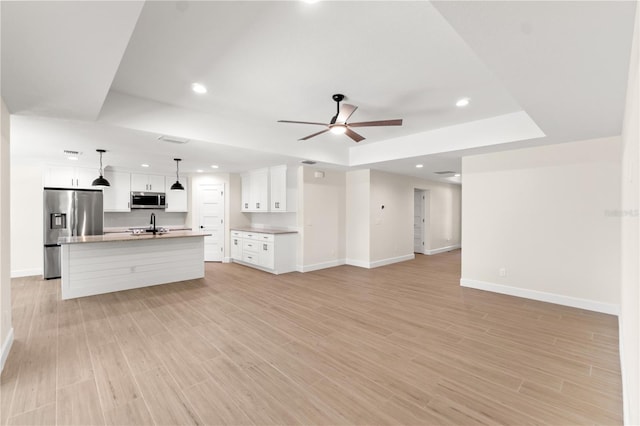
{"left": 141, "top": 164, "right": 149, "bottom": 168}
{"left": 196, "top": 169, "right": 203, "bottom": 173}
{"left": 191, "top": 83, "right": 207, "bottom": 94}
{"left": 454, "top": 173, "right": 461, "bottom": 177}
{"left": 456, "top": 98, "right": 470, "bottom": 107}
{"left": 302, "top": 0, "right": 320, "bottom": 4}
{"left": 416, "top": 164, "right": 424, "bottom": 168}
{"left": 210, "top": 165, "right": 219, "bottom": 169}
{"left": 67, "top": 156, "right": 78, "bottom": 161}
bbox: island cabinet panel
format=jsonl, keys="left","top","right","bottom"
{"left": 230, "top": 229, "right": 296, "bottom": 274}
{"left": 61, "top": 236, "right": 205, "bottom": 299}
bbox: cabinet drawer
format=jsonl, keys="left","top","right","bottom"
{"left": 231, "top": 230, "right": 243, "bottom": 238}
{"left": 242, "top": 252, "right": 259, "bottom": 264}
{"left": 244, "top": 232, "right": 275, "bottom": 242}
{"left": 242, "top": 240, "right": 260, "bottom": 253}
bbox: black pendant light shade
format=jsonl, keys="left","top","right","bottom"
{"left": 171, "top": 158, "right": 184, "bottom": 191}
{"left": 91, "top": 149, "right": 110, "bottom": 187}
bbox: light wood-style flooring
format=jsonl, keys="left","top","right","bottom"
{"left": 1, "top": 251, "right": 622, "bottom": 425}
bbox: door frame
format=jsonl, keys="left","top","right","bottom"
{"left": 413, "top": 188, "right": 430, "bottom": 254}
{"left": 194, "top": 181, "right": 226, "bottom": 262}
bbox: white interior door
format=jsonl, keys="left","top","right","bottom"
{"left": 197, "top": 183, "right": 225, "bottom": 261}
{"left": 414, "top": 190, "right": 425, "bottom": 253}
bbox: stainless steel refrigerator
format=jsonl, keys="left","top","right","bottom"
{"left": 43, "top": 188, "right": 103, "bottom": 279}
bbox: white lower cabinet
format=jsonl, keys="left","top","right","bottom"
{"left": 230, "top": 230, "right": 296, "bottom": 274}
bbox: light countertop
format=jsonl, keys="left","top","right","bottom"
{"left": 104, "top": 226, "right": 192, "bottom": 234}
{"left": 59, "top": 230, "right": 211, "bottom": 244}
{"left": 231, "top": 227, "right": 298, "bottom": 235}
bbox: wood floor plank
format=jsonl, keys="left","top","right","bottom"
{"left": 90, "top": 342, "right": 141, "bottom": 412}
{"left": 56, "top": 379, "right": 105, "bottom": 426}
{"left": 135, "top": 367, "right": 202, "bottom": 426}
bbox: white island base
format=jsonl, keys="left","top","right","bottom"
{"left": 60, "top": 231, "right": 208, "bottom": 300}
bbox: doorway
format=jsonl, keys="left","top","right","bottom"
{"left": 196, "top": 183, "right": 225, "bottom": 261}
{"left": 414, "top": 189, "right": 429, "bottom": 254}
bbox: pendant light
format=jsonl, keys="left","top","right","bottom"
{"left": 170, "top": 158, "right": 184, "bottom": 191}
{"left": 91, "top": 149, "right": 110, "bottom": 187}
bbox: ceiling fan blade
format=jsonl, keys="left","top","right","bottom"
{"left": 336, "top": 104, "right": 358, "bottom": 123}
{"left": 348, "top": 119, "right": 403, "bottom": 127}
{"left": 278, "top": 120, "right": 328, "bottom": 126}
{"left": 299, "top": 129, "right": 330, "bottom": 141}
{"left": 345, "top": 128, "right": 365, "bottom": 143}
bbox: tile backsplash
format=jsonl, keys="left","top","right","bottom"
{"left": 105, "top": 210, "right": 187, "bottom": 229}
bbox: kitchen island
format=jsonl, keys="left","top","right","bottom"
{"left": 59, "top": 230, "right": 210, "bottom": 300}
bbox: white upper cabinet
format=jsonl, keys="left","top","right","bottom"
{"left": 165, "top": 175, "right": 188, "bottom": 212}
{"left": 103, "top": 171, "right": 131, "bottom": 212}
{"left": 241, "top": 168, "right": 269, "bottom": 212}
{"left": 241, "top": 174, "right": 251, "bottom": 211}
{"left": 131, "top": 173, "right": 165, "bottom": 192}
{"left": 240, "top": 165, "right": 296, "bottom": 213}
{"left": 44, "top": 165, "right": 99, "bottom": 189}
{"left": 250, "top": 168, "right": 269, "bottom": 211}
{"left": 270, "top": 165, "right": 287, "bottom": 212}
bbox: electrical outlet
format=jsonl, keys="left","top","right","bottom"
{"left": 499, "top": 268, "right": 506, "bottom": 277}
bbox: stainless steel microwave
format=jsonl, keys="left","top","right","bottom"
{"left": 130, "top": 192, "right": 166, "bottom": 209}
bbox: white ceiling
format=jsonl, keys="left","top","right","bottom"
{"left": 1, "top": 1, "right": 636, "bottom": 181}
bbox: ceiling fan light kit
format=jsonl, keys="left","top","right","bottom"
{"left": 278, "top": 94, "right": 403, "bottom": 142}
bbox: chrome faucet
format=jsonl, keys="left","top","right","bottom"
{"left": 150, "top": 212, "right": 156, "bottom": 235}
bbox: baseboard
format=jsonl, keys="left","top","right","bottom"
{"left": 1, "top": 327, "right": 14, "bottom": 373}
{"left": 425, "top": 244, "right": 461, "bottom": 255}
{"left": 222, "top": 257, "right": 232, "bottom": 264}
{"left": 299, "top": 259, "right": 346, "bottom": 273}
{"left": 370, "top": 254, "right": 415, "bottom": 268}
{"left": 11, "top": 268, "right": 42, "bottom": 278}
{"left": 345, "top": 258, "right": 370, "bottom": 268}
{"left": 346, "top": 254, "right": 415, "bottom": 269}
{"left": 460, "top": 278, "right": 620, "bottom": 315}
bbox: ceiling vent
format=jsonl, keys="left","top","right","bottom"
{"left": 434, "top": 170, "right": 456, "bottom": 175}
{"left": 301, "top": 160, "right": 316, "bottom": 165}
{"left": 63, "top": 150, "right": 81, "bottom": 156}
{"left": 158, "top": 135, "right": 190, "bottom": 144}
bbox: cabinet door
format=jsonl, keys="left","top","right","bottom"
{"left": 103, "top": 171, "right": 131, "bottom": 212}
{"left": 130, "top": 174, "right": 149, "bottom": 192}
{"left": 230, "top": 237, "right": 243, "bottom": 260}
{"left": 165, "top": 176, "right": 188, "bottom": 212}
{"left": 251, "top": 169, "right": 269, "bottom": 211}
{"left": 259, "top": 241, "right": 275, "bottom": 269}
{"left": 147, "top": 175, "right": 165, "bottom": 192}
{"left": 75, "top": 167, "right": 98, "bottom": 189}
{"left": 269, "top": 165, "right": 287, "bottom": 211}
{"left": 241, "top": 174, "right": 252, "bottom": 211}
{"left": 44, "top": 165, "right": 76, "bottom": 188}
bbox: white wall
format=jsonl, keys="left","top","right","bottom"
{"left": 299, "top": 166, "right": 346, "bottom": 271}
{"left": 461, "top": 136, "right": 622, "bottom": 314}
{"left": 345, "top": 169, "right": 370, "bottom": 266}
{"left": 1, "top": 98, "right": 13, "bottom": 371}
{"left": 619, "top": 4, "right": 639, "bottom": 424}
{"left": 406, "top": 175, "right": 461, "bottom": 252}
{"left": 344, "top": 169, "right": 461, "bottom": 268}
{"left": 369, "top": 170, "right": 415, "bottom": 264}
{"left": 10, "top": 163, "right": 43, "bottom": 277}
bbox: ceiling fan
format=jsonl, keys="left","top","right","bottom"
{"left": 278, "top": 94, "right": 403, "bottom": 142}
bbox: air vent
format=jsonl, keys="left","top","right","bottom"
{"left": 158, "top": 135, "right": 190, "bottom": 144}
{"left": 63, "top": 150, "right": 81, "bottom": 156}
{"left": 301, "top": 160, "right": 316, "bottom": 165}
{"left": 434, "top": 170, "right": 456, "bottom": 175}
